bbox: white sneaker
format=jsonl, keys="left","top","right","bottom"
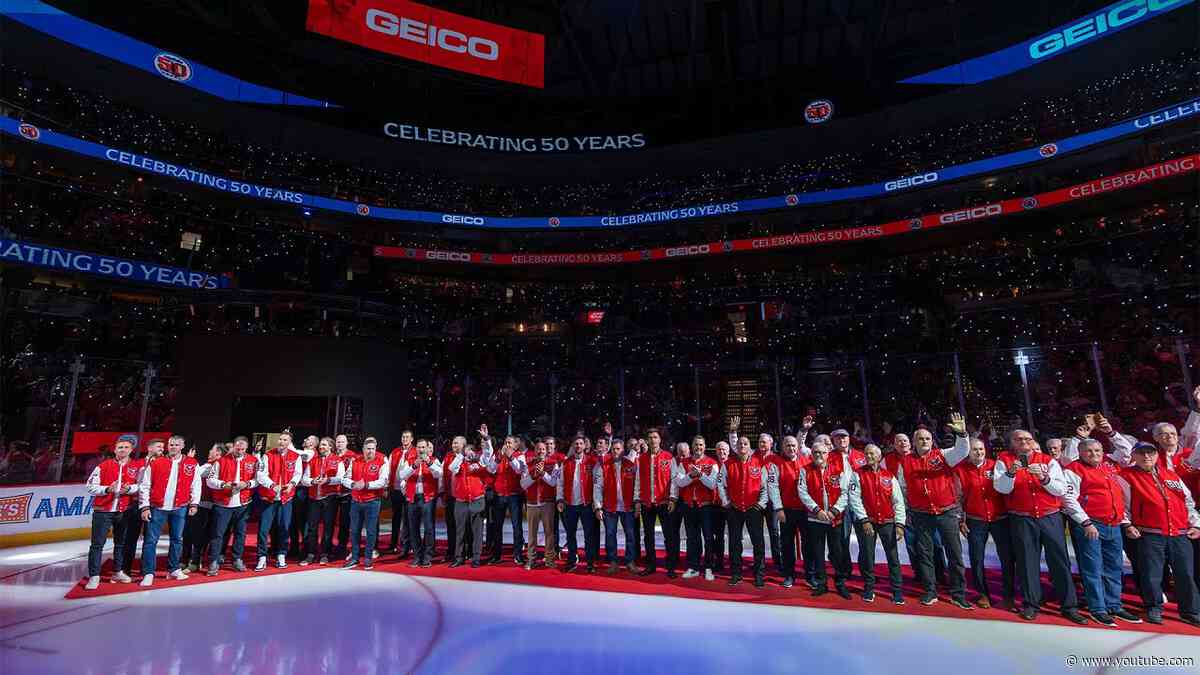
{"left": 682, "top": 569, "right": 700, "bottom": 579}
{"left": 85, "top": 575, "right": 101, "bottom": 590}
{"left": 112, "top": 571, "right": 132, "bottom": 584}
{"left": 275, "top": 554, "right": 287, "bottom": 569}
{"left": 140, "top": 574, "right": 154, "bottom": 587}
{"left": 705, "top": 569, "right": 715, "bottom": 581}
{"left": 372, "top": 550, "right": 380, "bottom": 560}
{"left": 168, "top": 569, "right": 189, "bottom": 581}
{"left": 255, "top": 557, "right": 267, "bottom": 572}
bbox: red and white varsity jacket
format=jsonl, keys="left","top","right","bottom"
{"left": 848, "top": 465, "right": 906, "bottom": 526}
{"left": 1062, "top": 459, "right": 1125, "bottom": 527}
{"left": 1118, "top": 465, "right": 1200, "bottom": 536}
{"left": 301, "top": 452, "right": 347, "bottom": 500}
{"left": 954, "top": 458, "right": 1007, "bottom": 522}
{"left": 87, "top": 458, "right": 141, "bottom": 512}
{"left": 556, "top": 453, "right": 597, "bottom": 505}
{"left": 671, "top": 456, "right": 720, "bottom": 507}
{"left": 397, "top": 457, "right": 443, "bottom": 501}
{"left": 520, "top": 457, "right": 557, "bottom": 505}
{"left": 256, "top": 449, "right": 304, "bottom": 504}
{"left": 389, "top": 445, "right": 417, "bottom": 491}
{"left": 207, "top": 453, "right": 259, "bottom": 507}
{"left": 798, "top": 462, "right": 851, "bottom": 525}
{"left": 635, "top": 449, "right": 674, "bottom": 505}
{"left": 340, "top": 453, "right": 389, "bottom": 503}
{"left": 449, "top": 450, "right": 497, "bottom": 502}
{"left": 895, "top": 435, "right": 970, "bottom": 514}
{"left": 719, "top": 455, "right": 769, "bottom": 511}
{"left": 138, "top": 454, "right": 201, "bottom": 510}
{"left": 593, "top": 454, "right": 637, "bottom": 512}
{"left": 492, "top": 452, "right": 526, "bottom": 497}
{"left": 766, "top": 453, "right": 810, "bottom": 510}
{"left": 993, "top": 451, "right": 1066, "bottom": 518}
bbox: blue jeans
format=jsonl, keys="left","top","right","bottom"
{"left": 348, "top": 498, "right": 382, "bottom": 563}
{"left": 88, "top": 510, "right": 132, "bottom": 577}
{"left": 142, "top": 506, "right": 187, "bottom": 575}
{"left": 562, "top": 504, "right": 600, "bottom": 565}
{"left": 1070, "top": 521, "right": 1125, "bottom": 614}
{"left": 209, "top": 504, "right": 249, "bottom": 563}
{"left": 407, "top": 494, "right": 437, "bottom": 564}
{"left": 604, "top": 510, "right": 636, "bottom": 564}
{"left": 257, "top": 499, "right": 293, "bottom": 557}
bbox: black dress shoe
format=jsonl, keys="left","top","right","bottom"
{"left": 585, "top": 564, "right": 596, "bottom": 574}
{"left": 470, "top": 560, "right": 481, "bottom": 568}
{"left": 1180, "top": 613, "right": 1200, "bottom": 628}
{"left": 727, "top": 576, "right": 742, "bottom": 587}
{"left": 448, "top": 561, "right": 463, "bottom": 568}
{"left": 1062, "top": 609, "right": 1089, "bottom": 625}
{"left": 638, "top": 568, "right": 656, "bottom": 577}
{"left": 781, "top": 577, "right": 794, "bottom": 588}
{"left": 835, "top": 586, "right": 851, "bottom": 600}
{"left": 1019, "top": 607, "right": 1038, "bottom": 621}
{"left": 753, "top": 575, "right": 765, "bottom": 589}
{"left": 1145, "top": 610, "right": 1163, "bottom": 625}
{"left": 563, "top": 562, "right": 578, "bottom": 573}
{"left": 811, "top": 586, "right": 829, "bottom": 597}
{"left": 666, "top": 570, "right": 677, "bottom": 579}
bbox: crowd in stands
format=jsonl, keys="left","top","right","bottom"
{"left": 2, "top": 50, "right": 1196, "bottom": 217}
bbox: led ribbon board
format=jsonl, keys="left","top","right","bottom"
{"left": 1, "top": 0, "right": 333, "bottom": 106}
{"left": 3, "top": 98, "right": 1198, "bottom": 229}
{"left": 901, "top": 0, "right": 1195, "bottom": 85}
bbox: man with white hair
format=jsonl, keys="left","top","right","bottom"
{"left": 798, "top": 441, "right": 852, "bottom": 598}
{"left": 767, "top": 434, "right": 810, "bottom": 588}
{"left": 448, "top": 427, "right": 499, "bottom": 568}
{"left": 719, "top": 433, "right": 769, "bottom": 588}
{"left": 954, "top": 437, "right": 1014, "bottom": 609}
{"left": 849, "top": 443, "right": 906, "bottom": 604}
{"left": 710, "top": 440, "right": 732, "bottom": 575}
{"left": 994, "top": 428, "right": 1088, "bottom": 624}
{"left": 894, "top": 413, "right": 971, "bottom": 609}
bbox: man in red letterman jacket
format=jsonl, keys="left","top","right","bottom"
{"left": 138, "top": 435, "right": 201, "bottom": 586}
{"left": 634, "top": 428, "right": 673, "bottom": 576}
{"left": 798, "top": 443, "right": 852, "bottom": 598}
{"left": 488, "top": 434, "right": 527, "bottom": 565}
{"left": 398, "top": 440, "right": 443, "bottom": 568}
{"left": 894, "top": 413, "right": 971, "bottom": 609}
{"left": 1062, "top": 427, "right": 1139, "bottom": 626}
{"left": 993, "top": 429, "right": 1088, "bottom": 624}
{"left": 206, "top": 436, "right": 258, "bottom": 575}
{"left": 954, "top": 437, "right": 1015, "bottom": 609}
{"left": 83, "top": 438, "right": 141, "bottom": 589}
{"left": 594, "top": 438, "right": 639, "bottom": 575}
{"left": 520, "top": 440, "right": 557, "bottom": 569}
{"left": 848, "top": 444, "right": 906, "bottom": 604}
{"left": 1119, "top": 441, "right": 1200, "bottom": 626}
{"left": 300, "top": 436, "right": 345, "bottom": 566}
{"left": 448, "top": 427, "right": 498, "bottom": 568}
{"left": 557, "top": 436, "right": 600, "bottom": 573}
{"left": 340, "top": 437, "right": 389, "bottom": 570}
{"left": 767, "top": 434, "right": 810, "bottom": 589}
{"left": 386, "top": 430, "right": 416, "bottom": 559}
{"left": 719, "top": 434, "right": 769, "bottom": 588}
{"left": 255, "top": 431, "right": 304, "bottom": 571}
{"left": 671, "top": 436, "right": 720, "bottom": 581}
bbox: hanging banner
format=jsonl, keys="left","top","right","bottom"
{"left": 306, "top": 0, "right": 545, "bottom": 88}
{"left": 0, "top": 238, "right": 231, "bottom": 290}
{"left": 373, "top": 154, "right": 1198, "bottom": 265}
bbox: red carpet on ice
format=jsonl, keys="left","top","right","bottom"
{"left": 63, "top": 540, "right": 1200, "bottom": 635}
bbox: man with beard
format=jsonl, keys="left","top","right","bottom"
{"left": 663, "top": 441, "right": 692, "bottom": 578}
{"left": 300, "top": 437, "right": 345, "bottom": 566}
{"left": 594, "top": 438, "right": 639, "bottom": 575}
{"left": 398, "top": 440, "right": 442, "bottom": 568}
{"left": 557, "top": 436, "right": 600, "bottom": 572}
{"left": 635, "top": 429, "right": 673, "bottom": 576}
{"left": 340, "top": 437, "right": 389, "bottom": 570}
{"left": 386, "top": 430, "right": 417, "bottom": 559}
{"left": 254, "top": 431, "right": 303, "bottom": 571}
{"left": 205, "top": 436, "right": 258, "bottom": 576}
{"left": 520, "top": 440, "right": 557, "bottom": 570}
{"left": 488, "top": 434, "right": 527, "bottom": 565}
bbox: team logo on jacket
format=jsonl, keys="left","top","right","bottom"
{"left": 182, "top": 463, "right": 195, "bottom": 476}
{"left": 356, "top": 204, "right": 370, "bottom": 216}
{"left": 18, "top": 123, "right": 40, "bottom": 141}
{"left": 785, "top": 194, "right": 799, "bottom": 206}
{"left": 368, "top": 465, "right": 380, "bottom": 476}
{"left": 1021, "top": 196, "right": 1039, "bottom": 210}
{"left": 880, "top": 477, "right": 892, "bottom": 488}
{"left": 909, "top": 218, "right": 923, "bottom": 230}
{"left": 928, "top": 456, "right": 944, "bottom": 469}
{"left": 0, "top": 493, "right": 33, "bottom": 524}
{"left": 1038, "top": 143, "right": 1058, "bottom": 158}
{"left": 154, "top": 52, "right": 193, "bottom": 82}
{"left": 749, "top": 467, "right": 762, "bottom": 477}
{"left": 804, "top": 99, "right": 834, "bottom": 124}
{"left": 659, "top": 460, "right": 672, "bottom": 470}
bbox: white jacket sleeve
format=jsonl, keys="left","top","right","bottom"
{"left": 672, "top": 460, "right": 692, "bottom": 488}
{"left": 189, "top": 465, "right": 202, "bottom": 505}
{"left": 520, "top": 471, "right": 535, "bottom": 490}
{"left": 797, "top": 469, "right": 819, "bottom": 513}
{"left": 1060, "top": 469, "right": 1089, "bottom": 525}
{"left": 138, "top": 462, "right": 152, "bottom": 510}
{"left": 366, "top": 458, "right": 390, "bottom": 490}
{"left": 555, "top": 465, "right": 564, "bottom": 501}
{"left": 756, "top": 470, "right": 769, "bottom": 509}
{"left": 1107, "top": 432, "right": 1134, "bottom": 467}
{"left": 447, "top": 453, "right": 463, "bottom": 477}
{"left": 943, "top": 434, "right": 970, "bottom": 467}
{"left": 207, "top": 464, "right": 226, "bottom": 490}
{"left": 1181, "top": 409, "right": 1200, "bottom": 452}
{"left": 288, "top": 457, "right": 303, "bottom": 487}
{"left": 1062, "top": 436, "right": 1081, "bottom": 467}
{"left": 847, "top": 471, "right": 866, "bottom": 523}
{"left": 831, "top": 469, "right": 850, "bottom": 515}
{"left": 257, "top": 460, "right": 275, "bottom": 490}
{"left": 301, "top": 462, "right": 315, "bottom": 487}
{"left": 992, "top": 459, "right": 1015, "bottom": 494}
{"left": 1043, "top": 460, "right": 1068, "bottom": 497}
{"left": 699, "top": 463, "right": 721, "bottom": 490}
{"left": 86, "top": 466, "right": 106, "bottom": 496}
{"left": 891, "top": 479, "right": 907, "bottom": 527}
{"left": 429, "top": 459, "right": 443, "bottom": 480}
{"left": 593, "top": 463, "right": 604, "bottom": 510}
{"left": 765, "top": 464, "right": 781, "bottom": 509}
{"left": 340, "top": 459, "right": 355, "bottom": 489}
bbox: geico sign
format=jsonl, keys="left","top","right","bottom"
{"left": 367, "top": 10, "right": 500, "bottom": 61}
{"left": 884, "top": 172, "right": 938, "bottom": 192}
{"left": 939, "top": 203, "right": 1002, "bottom": 224}
{"left": 665, "top": 245, "right": 710, "bottom": 257}
{"left": 1029, "top": 0, "right": 1187, "bottom": 60}
{"left": 442, "top": 214, "right": 485, "bottom": 225}
{"left": 424, "top": 250, "right": 471, "bottom": 262}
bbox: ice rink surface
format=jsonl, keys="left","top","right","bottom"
{"left": 3, "top": 538, "right": 1200, "bottom": 675}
